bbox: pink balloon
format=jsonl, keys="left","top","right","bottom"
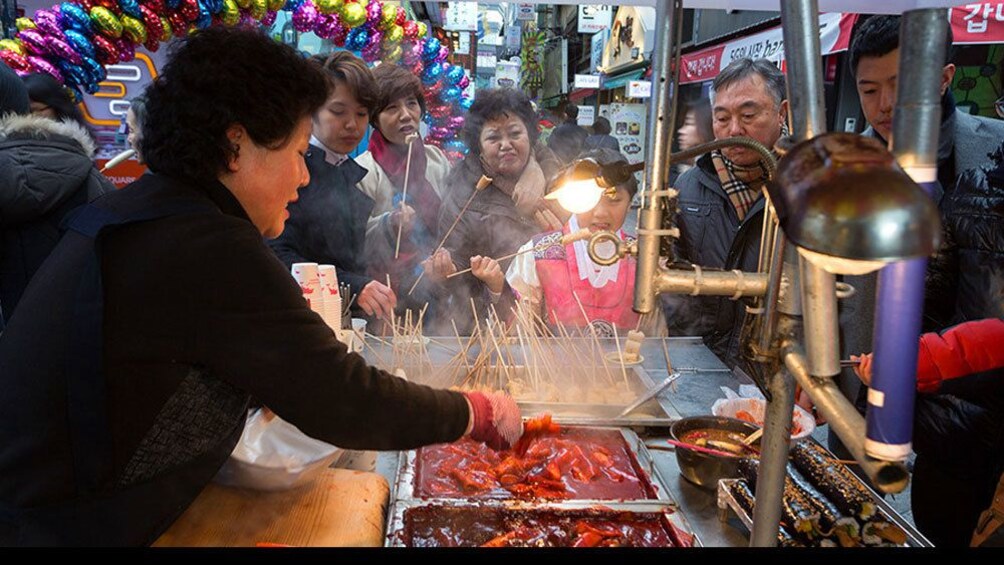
{"left": 292, "top": 3, "right": 318, "bottom": 33}
{"left": 457, "top": 75, "right": 470, "bottom": 89}
{"left": 436, "top": 45, "right": 449, "bottom": 63}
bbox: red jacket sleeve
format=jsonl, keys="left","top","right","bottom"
{"left": 916, "top": 318, "right": 1004, "bottom": 393}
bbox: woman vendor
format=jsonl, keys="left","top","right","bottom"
{"left": 471, "top": 148, "right": 665, "bottom": 337}
{"left": 0, "top": 29, "right": 520, "bottom": 546}
{"left": 430, "top": 88, "right": 567, "bottom": 332}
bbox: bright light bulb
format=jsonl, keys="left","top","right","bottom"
{"left": 798, "top": 247, "right": 891, "bottom": 276}
{"left": 546, "top": 179, "right": 604, "bottom": 214}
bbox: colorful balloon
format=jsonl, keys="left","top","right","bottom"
{"left": 402, "top": 20, "right": 417, "bottom": 41}
{"left": 49, "top": 35, "right": 85, "bottom": 65}
{"left": 33, "top": 10, "right": 64, "bottom": 38}
{"left": 159, "top": 16, "right": 173, "bottom": 41}
{"left": 144, "top": 36, "right": 161, "bottom": 52}
{"left": 139, "top": 6, "right": 164, "bottom": 42}
{"left": 249, "top": 0, "right": 267, "bottom": 20}
{"left": 416, "top": 21, "right": 427, "bottom": 38}
{"left": 114, "top": 37, "right": 135, "bottom": 62}
{"left": 16, "top": 30, "right": 50, "bottom": 56}
{"left": 442, "top": 86, "right": 462, "bottom": 103}
{"left": 57, "top": 60, "right": 89, "bottom": 88}
{"left": 93, "top": 0, "right": 119, "bottom": 11}
{"left": 146, "top": 0, "right": 166, "bottom": 13}
{"left": 0, "top": 49, "right": 32, "bottom": 73}
{"left": 81, "top": 55, "right": 106, "bottom": 83}
{"left": 445, "top": 63, "right": 465, "bottom": 86}
{"left": 443, "top": 139, "right": 466, "bottom": 154}
{"left": 292, "top": 2, "right": 317, "bottom": 32}
{"left": 194, "top": 1, "right": 212, "bottom": 29}
{"left": 121, "top": 14, "right": 148, "bottom": 44}
{"left": 421, "top": 61, "right": 442, "bottom": 85}
{"left": 379, "top": 4, "right": 395, "bottom": 29}
{"left": 366, "top": 29, "right": 382, "bottom": 50}
{"left": 421, "top": 37, "right": 440, "bottom": 61}
{"left": 0, "top": 39, "right": 26, "bottom": 57}
{"left": 457, "top": 75, "right": 469, "bottom": 89}
{"left": 360, "top": 44, "right": 379, "bottom": 63}
{"left": 266, "top": 0, "right": 284, "bottom": 12}
{"left": 314, "top": 14, "right": 340, "bottom": 39}
{"left": 233, "top": 0, "right": 250, "bottom": 8}
{"left": 460, "top": 96, "right": 473, "bottom": 111}
{"left": 315, "top": 0, "right": 343, "bottom": 15}
{"left": 15, "top": 18, "right": 37, "bottom": 32}
{"left": 384, "top": 23, "right": 403, "bottom": 45}
{"left": 345, "top": 25, "right": 368, "bottom": 50}
{"left": 167, "top": 0, "right": 183, "bottom": 8}
{"left": 283, "top": 0, "right": 304, "bottom": 11}
{"left": 91, "top": 33, "right": 119, "bottom": 63}
{"left": 395, "top": 6, "right": 406, "bottom": 26}
{"left": 340, "top": 2, "right": 366, "bottom": 28}
{"left": 27, "top": 55, "right": 64, "bottom": 83}
{"left": 118, "top": 0, "right": 143, "bottom": 19}
{"left": 59, "top": 3, "right": 94, "bottom": 36}
{"left": 260, "top": 10, "right": 277, "bottom": 26}
{"left": 167, "top": 11, "right": 188, "bottom": 37}
{"left": 365, "top": 0, "right": 382, "bottom": 24}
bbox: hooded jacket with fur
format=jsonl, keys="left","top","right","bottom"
{"left": 0, "top": 114, "right": 114, "bottom": 325}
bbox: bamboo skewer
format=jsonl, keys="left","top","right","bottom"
{"left": 612, "top": 323, "right": 632, "bottom": 390}
{"left": 445, "top": 228, "right": 591, "bottom": 279}
{"left": 407, "top": 174, "right": 493, "bottom": 296}
{"left": 394, "top": 133, "right": 419, "bottom": 260}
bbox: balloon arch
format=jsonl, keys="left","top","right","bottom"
{"left": 0, "top": 0, "right": 471, "bottom": 159}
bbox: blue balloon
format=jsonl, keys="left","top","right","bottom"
{"left": 284, "top": 0, "right": 305, "bottom": 10}
{"left": 196, "top": 1, "right": 213, "bottom": 29}
{"left": 167, "top": 0, "right": 183, "bottom": 10}
{"left": 64, "top": 29, "right": 96, "bottom": 60}
{"left": 203, "top": 0, "right": 224, "bottom": 15}
{"left": 81, "top": 56, "right": 106, "bottom": 84}
{"left": 460, "top": 96, "right": 473, "bottom": 111}
{"left": 421, "top": 61, "right": 443, "bottom": 85}
{"left": 346, "top": 28, "right": 369, "bottom": 52}
{"left": 444, "top": 139, "right": 467, "bottom": 154}
{"left": 446, "top": 64, "right": 465, "bottom": 86}
{"left": 59, "top": 3, "right": 93, "bottom": 36}
{"left": 56, "top": 60, "right": 89, "bottom": 89}
{"left": 118, "top": 0, "right": 143, "bottom": 19}
{"left": 442, "top": 86, "right": 462, "bottom": 102}
{"left": 421, "top": 37, "right": 440, "bottom": 62}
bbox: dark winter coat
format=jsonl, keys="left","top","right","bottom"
{"left": 0, "top": 114, "right": 113, "bottom": 326}
{"left": 662, "top": 153, "right": 764, "bottom": 368}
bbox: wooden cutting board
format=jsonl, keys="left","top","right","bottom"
{"left": 153, "top": 468, "right": 390, "bottom": 547}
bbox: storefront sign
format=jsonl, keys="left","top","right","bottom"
{"left": 590, "top": 28, "right": 608, "bottom": 73}
{"left": 444, "top": 2, "right": 478, "bottom": 32}
{"left": 505, "top": 25, "right": 522, "bottom": 51}
{"left": 627, "top": 80, "right": 651, "bottom": 98}
{"left": 608, "top": 103, "right": 647, "bottom": 166}
{"left": 679, "top": 12, "right": 853, "bottom": 84}
{"left": 516, "top": 3, "right": 536, "bottom": 21}
{"left": 574, "top": 73, "right": 601, "bottom": 89}
{"left": 495, "top": 59, "right": 521, "bottom": 89}
{"left": 577, "top": 105, "right": 596, "bottom": 127}
{"left": 477, "top": 49, "right": 497, "bottom": 70}
{"left": 950, "top": 3, "right": 1004, "bottom": 43}
{"left": 602, "top": 6, "right": 655, "bottom": 74}
{"left": 578, "top": 5, "right": 612, "bottom": 34}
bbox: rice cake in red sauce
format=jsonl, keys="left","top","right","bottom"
{"left": 415, "top": 427, "right": 657, "bottom": 500}
{"left": 401, "top": 505, "right": 690, "bottom": 547}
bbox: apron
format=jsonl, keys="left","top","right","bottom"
{"left": 0, "top": 192, "right": 247, "bottom": 546}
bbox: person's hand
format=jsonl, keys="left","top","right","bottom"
{"left": 463, "top": 390, "right": 523, "bottom": 450}
{"left": 533, "top": 207, "right": 563, "bottom": 231}
{"left": 358, "top": 280, "right": 397, "bottom": 319}
{"left": 512, "top": 156, "right": 545, "bottom": 217}
{"left": 852, "top": 353, "right": 873, "bottom": 386}
{"left": 390, "top": 204, "right": 415, "bottom": 233}
{"left": 470, "top": 255, "right": 505, "bottom": 294}
{"left": 422, "top": 248, "right": 457, "bottom": 282}
{"left": 795, "top": 386, "right": 825, "bottom": 425}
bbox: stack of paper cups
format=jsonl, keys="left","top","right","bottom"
{"left": 318, "top": 264, "right": 342, "bottom": 331}
{"left": 291, "top": 262, "right": 324, "bottom": 318}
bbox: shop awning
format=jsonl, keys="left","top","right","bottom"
{"left": 603, "top": 69, "right": 647, "bottom": 90}
{"left": 568, "top": 88, "right": 597, "bottom": 102}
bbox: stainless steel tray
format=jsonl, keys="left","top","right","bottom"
{"left": 385, "top": 498, "right": 702, "bottom": 547}
{"left": 393, "top": 427, "right": 674, "bottom": 504}
{"left": 716, "top": 478, "right": 932, "bottom": 547}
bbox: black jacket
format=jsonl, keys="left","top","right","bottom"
{"left": 662, "top": 154, "right": 764, "bottom": 368}
{"left": 0, "top": 114, "right": 113, "bottom": 326}
{"left": 548, "top": 120, "right": 589, "bottom": 164}
{"left": 0, "top": 173, "right": 468, "bottom": 544}
{"left": 926, "top": 147, "right": 1004, "bottom": 327}
{"left": 267, "top": 146, "right": 373, "bottom": 296}
{"left": 583, "top": 134, "right": 620, "bottom": 153}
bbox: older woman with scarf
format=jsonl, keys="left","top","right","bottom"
{"left": 472, "top": 149, "right": 665, "bottom": 337}
{"left": 428, "top": 88, "right": 566, "bottom": 333}
{"left": 354, "top": 64, "right": 450, "bottom": 325}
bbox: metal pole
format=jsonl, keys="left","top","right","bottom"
{"left": 654, "top": 268, "right": 768, "bottom": 297}
{"left": 633, "top": 0, "right": 675, "bottom": 315}
{"left": 783, "top": 343, "right": 911, "bottom": 493}
{"left": 782, "top": 0, "right": 840, "bottom": 379}
{"left": 868, "top": 9, "right": 947, "bottom": 462}
{"left": 749, "top": 368, "right": 795, "bottom": 547}
{"left": 1, "top": 0, "right": 16, "bottom": 39}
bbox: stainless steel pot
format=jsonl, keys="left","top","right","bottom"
{"left": 669, "top": 415, "right": 759, "bottom": 491}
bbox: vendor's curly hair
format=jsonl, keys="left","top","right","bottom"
{"left": 141, "top": 28, "right": 329, "bottom": 184}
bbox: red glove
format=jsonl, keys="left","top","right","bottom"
{"left": 464, "top": 391, "right": 523, "bottom": 450}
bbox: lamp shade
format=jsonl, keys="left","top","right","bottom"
{"left": 767, "top": 133, "right": 941, "bottom": 266}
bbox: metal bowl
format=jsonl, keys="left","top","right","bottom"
{"left": 670, "top": 415, "right": 759, "bottom": 491}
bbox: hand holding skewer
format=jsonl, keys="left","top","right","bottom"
{"left": 448, "top": 228, "right": 592, "bottom": 280}
{"left": 407, "top": 174, "right": 493, "bottom": 296}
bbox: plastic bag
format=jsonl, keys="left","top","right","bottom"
{"left": 215, "top": 408, "right": 341, "bottom": 491}
{"left": 711, "top": 385, "right": 815, "bottom": 440}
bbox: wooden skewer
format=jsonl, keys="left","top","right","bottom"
{"left": 407, "top": 174, "right": 493, "bottom": 296}
{"left": 394, "top": 134, "right": 419, "bottom": 260}
{"left": 445, "top": 228, "right": 592, "bottom": 279}
{"left": 612, "top": 323, "right": 632, "bottom": 390}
